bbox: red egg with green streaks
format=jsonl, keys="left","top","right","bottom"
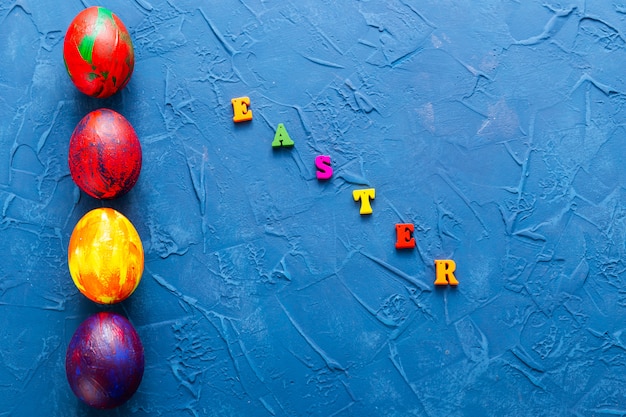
{"left": 63, "top": 6, "right": 134, "bottom": 98}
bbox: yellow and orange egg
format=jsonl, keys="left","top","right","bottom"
{"left": 68, "top": 208, "right": 143, "bottom": 304}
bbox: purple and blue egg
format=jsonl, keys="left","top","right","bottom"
{"left": 65, "top": 312, "right": 144, "bottom": 409}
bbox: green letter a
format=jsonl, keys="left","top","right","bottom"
{"left": 272, "top": 123, "right": 295, "bottom": 147}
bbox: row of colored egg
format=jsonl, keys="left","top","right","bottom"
{"left": 63, "top": 6, "right": 145, "bottom": 410}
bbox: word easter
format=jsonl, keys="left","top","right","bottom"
{"left": 231, "top": 97, "right": 458, "bottom": 287}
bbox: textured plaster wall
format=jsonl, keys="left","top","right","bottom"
{"left": 1, "top": 1, "right": 626, "bottom": 416}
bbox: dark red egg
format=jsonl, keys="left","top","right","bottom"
{"left": 66, "top": 312, "right": 144, "bottom": 409}
{"left": 63, "top": 6, "right": 134, "bottom": 98}
{"left": 69, "top": 108, "right": 142, "bottom": 199}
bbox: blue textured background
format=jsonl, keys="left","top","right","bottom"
{"left": 1, "top": 0, "right": 626, "bottom": 415}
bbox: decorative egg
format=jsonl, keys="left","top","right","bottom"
{"left": 63, "top": 6, "right": 134, "bottom": 98}
{"left": 66, "top": 312, "right": 144, "bottom": 409}
{"left": 68, "top": 108, "right": 142, "bottom": 199}
{"left": 68, "top": 208, "right": 144, "bottom": 304}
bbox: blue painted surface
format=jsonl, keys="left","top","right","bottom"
{"left": 1, "top": 0, "right": 626, "bottom": 415}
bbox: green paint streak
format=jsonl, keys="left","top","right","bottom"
{"left": 99, "top": 7, "right": 115, "bottom": 24}
{"left": 77, "top": 35, "right": 95, "bottom": 64}
{"left": 77, "top": 7, "right": 116, "bottom": 65}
